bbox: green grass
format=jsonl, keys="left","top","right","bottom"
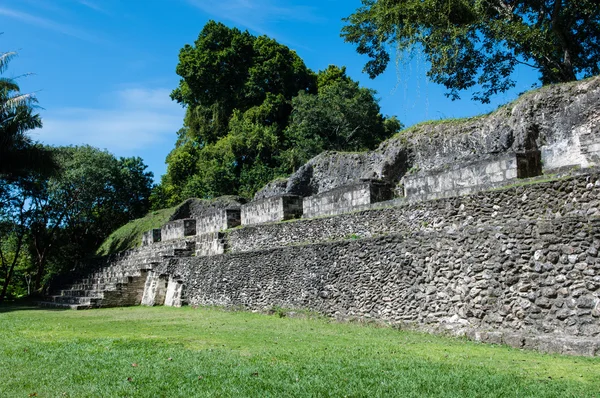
{"left": 95, "top": 206, "right": 179, "bottom": 256}
{"left": 1, "top": 305, "right": 599, "bottom": 397}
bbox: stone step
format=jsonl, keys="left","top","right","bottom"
{"left": 59, "top": 289, "right": 105, "bottom": 298}
{"left": 173, "top": 248, "right": 194, "bottom": 257}
{"left": 47, "top": 295, "right": 103, "bottom": 306}
{"left": 68, "top": 283, "right": 118, "bottom": 291}
{"left": 87, "top": 271, "right": 140, "bottom": 279}
{"left": 37, "top": 301, "right": 96, "bottom": 310}
{"left": 77, "top": 276, "right": 131, "bottom": 285}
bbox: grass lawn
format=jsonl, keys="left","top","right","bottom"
{"left": 1, "top": 304, "right": 599, "bottom": 397}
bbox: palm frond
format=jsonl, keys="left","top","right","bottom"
{"left": 0, "top": 51, "right": 17, "bottom": 74}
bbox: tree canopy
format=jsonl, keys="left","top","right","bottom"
{"left": 155, "top": 22, "right": 401, "bottom": 206}
{"left": 0, "top": 145, "right": 154, "bottom": 301}
{"left": 342, "top": 0, "right": 600, "bottom": 103}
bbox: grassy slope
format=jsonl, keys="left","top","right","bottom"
{"left": 1, "top": 305, "right": 598, "bottom": 397}
{"left": 96, "top": 206, "right": 179, "bottom": 256}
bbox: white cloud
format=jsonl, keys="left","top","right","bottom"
{"left": 0, "top": 6, "right": 102, "bottom": 43}
{"left": 76, "top": 0, "right": 105, "bottom": 13}
{"left": 36, "top": 88, "right": 184, "bottom": 153}
{"left": 187, "top": 0, "right": 325, "bottom": 35}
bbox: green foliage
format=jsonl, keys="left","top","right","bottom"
{"left": 283, "top": 67, "right": 403, "bottom": 169}
{"left": 170, "top": 20, "right": 316, "bottom": 146}
{"left": 13, "top": 145, "right": 155, "bottom": 293}
{"left": 0, "top": 49, "right": 57, "bottom": 181}
{"left": 156, "top": 23, "right": 401, "bottom": 206}
{"left": 342, "top": 0, "right": 600, "bottom": 103}
{"left": 96, "top": 206, "right": 178, "bottom": 256}
{"left": 0, "top": 306, "right": 599, "bottom": 396}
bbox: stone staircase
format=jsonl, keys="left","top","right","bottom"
{"left": 39, "top": 240, "right": 196, "bottom": 309}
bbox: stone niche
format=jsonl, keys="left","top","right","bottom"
{"left": 241, "top": 194, "right": 303, "bottom": 226}
{"left": 196, "top": 232, "right": 227, "bottom": 257}
{"left": 303, "top": 180, "right": 394, "bottom": 219}
{"left": 196, "top": 208, "right": 241, "bottom": 235}
{"left": 142, "top": 229, "right": 161, "bottom": 246}
{"left": 517, "top": 150, "right": 543, "bottom": 178}
{"left": 161, "top": 218, "right": 197, "bottom": 241}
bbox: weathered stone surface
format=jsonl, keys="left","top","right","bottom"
{"left": 161, "top": 219, "right": 196, "bottom": 241}
{"left": 302, "top": 180, "right": 393, "bottom": 219}
{"left": 241, "top": 195, "right": 303, "bottom": 226}
{"left": 142, "top": 229, "right": 161, "bottom": 246}
{"left": 169, "top": 196, "right": 246, "bottom": 221}
{"left": 255, "top": 76, "right": 600, "bottom": 199}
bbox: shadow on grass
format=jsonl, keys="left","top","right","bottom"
{"left": 0, "top": 298, "right": 69, "bottom": 313}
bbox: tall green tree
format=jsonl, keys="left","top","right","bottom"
{"left": 0, "top": 181, "right": 32, "bottom": 302}
{"left": 155, "top": 22, "right": 402, "bottom": 206}
{"left": 158, "top": 22, "right": 317, "bottom": 205}
{"left": 170, "top": 20, "right": 316, "bottom": 146}
{"left": 283, "top": 66, "right": 402, "bottom": 170}
{"left": 27, "top": 146, "right": 153, "bottom": 292}
{"left": 342, "top": 0, "right": 600, "bottom": 103}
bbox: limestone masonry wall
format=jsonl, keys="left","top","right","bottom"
{"left": 227, "top": 172, "right": 600, "bottom": 254}
{"left": 302, "top": 180, "right": 394, "bottom": 218}
{"left": 158, "top": 216, "right": 600, "bottom": 356}
{"left": 241, "top": 195, "right": 303, "bottom": 225}
{"left": 195, "top": 208, "right": 241, "bottom": 235}
{"left": 161, "top": 219, "right": 196, "bottom": 241}
{"left": 56, "top": 170, "right": 600, "bottom": 354}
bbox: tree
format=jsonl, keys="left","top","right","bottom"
{"left": 0, "top": 181, "right": 32, "bottom": 302}
{"left": 283, "top": 66, "right": 402, "bottom": 170}
{"left": 27, "top": 146, "right": 153, "bottom": 292}
{"left": 0, "top": 50, "right": 57, "bottom": 180}
{"left": 342, "top": 0, "right": 600, "bottom": 103}
{"left": 170, "top": 20, "right": 316, "bottom": 146}
{"left": 154, "top": 22, "right": 402, "bottom": 205}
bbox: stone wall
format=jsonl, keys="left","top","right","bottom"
{"left": 227, "top": 171, "right": 600, "bottom": 255}
{"left": 161, "top": 219, "right": 196, "bottom": 241}
{"left": 59, "top": 169, "right": 600, "bottom": 355}
{"left": 240, "top": 195, "right": 303, "bottom": 225}
{"left": 303, "top": 180, "right": 393, "bottom": 218}
{"left": 403, "top": 154, "right": 519, "bottom": 201}
{"left": 196, "top": 208, "right": 241, "bottom": 235}
{"left": 156, "top": 216, "right": 600, "bottom": 356}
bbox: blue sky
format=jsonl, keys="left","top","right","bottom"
{"left": 2, "top": 0, "right": 540, "bottom": 181}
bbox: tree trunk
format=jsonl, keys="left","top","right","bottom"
{"left": 0, "top": 261, "right": 17, "bottom": 303}
{"left": 33, "top": 251, "right": 47, "bottom": 293}
{"left": 0, "top": 236, "right": 24, "bottom": 304}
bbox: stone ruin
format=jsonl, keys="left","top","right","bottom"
{"left": 40, "top": 77, "right": 600, "bottom": 356}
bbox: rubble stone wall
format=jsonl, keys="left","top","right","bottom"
{"left": 160, "top": 216, "right": 600, "bottom": 356}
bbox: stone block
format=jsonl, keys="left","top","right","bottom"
{"left": 303, "top": 180, "right": 393, "bottom": 219}
{"left": 142, "top": 229, "right": 161, "bottom": 246}
{"left": 164, "top": 277, "right": 183, "bottom": 307}
{"left": 196, "top": 208, "right": 241, "bottom": 235}
{"left": 161, "top": 219, "right": 197, "bottom": 241}
{"left": 241, "top": 195, "right": 303, "bottom": 225}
